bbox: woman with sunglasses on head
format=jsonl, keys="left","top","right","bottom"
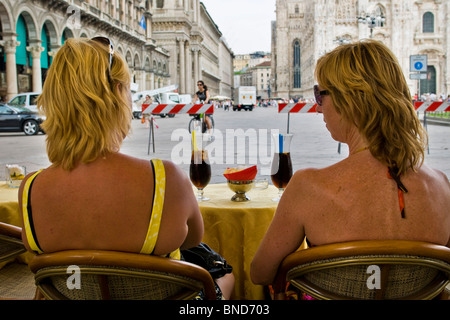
{"left": 193, "top": 80, "right": 213, "bottom": 134}
{"left": 251, "top": 39, "right": 450, "bottom": 289}
{"left": 19, "top": 38, "right": 234, "bottom": 299}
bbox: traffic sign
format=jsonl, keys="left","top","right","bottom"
{"left": 410, "top": 55, "right": 427, "bottom": 72}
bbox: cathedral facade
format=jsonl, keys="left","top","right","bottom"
{"left": 272, "top": 0, "right": 450, "bottom": 100}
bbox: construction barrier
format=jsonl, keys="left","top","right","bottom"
{"left": 141, "top": 103, "right": 213, "bottom": 154}
{"left": 279, "top": 101, "right": 450, "bottom": 113}
{"left": 414, "top": 101, "right": 450, "bottom": 112}
{"left": 142, "top": 103, "right": 214, "bottom": 115}
{"left": 278, "top": 103, "right": 317, "bottom": 113}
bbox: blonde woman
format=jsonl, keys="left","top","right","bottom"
{"left": 19, "top": 37, "right": 233, "bottom": 299}
{"left": 251, "top": 39, "right": 450, "bottom": 286}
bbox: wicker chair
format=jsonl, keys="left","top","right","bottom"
{"left": 272, "top": 240, "right": 450, "bottom": 300}
{"left": 29, "top": 250, "right": 217, "bottom": 300}
{"left": 0, "top": 222, "right": 26, "bottom": 263}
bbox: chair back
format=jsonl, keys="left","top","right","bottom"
{"left": 273, "top": 240, "right": 450, "bottom": 300}
{"left": 0, "top": 222, "right": 26, "bottom": 263}
{"left": 29, "top": 250, "right": 217, "bottom": 300}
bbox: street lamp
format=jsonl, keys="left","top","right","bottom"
{"left": 357, "top": 13, "right": 385, "bottom": 38}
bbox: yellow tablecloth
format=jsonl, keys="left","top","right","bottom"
{"left": 0, "top": 181, "right": 22, "bottom": 227}
{"left": 0, "top": 181, "right": 35, "bottom": 268}
{"left": 198, "top": 183, "right": 279, "bottom": 300}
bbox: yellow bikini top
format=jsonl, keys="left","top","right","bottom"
{"left": 22, "top": 159, "right": 180, "bottom": 260}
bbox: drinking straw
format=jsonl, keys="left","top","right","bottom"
{"left": 279, "top": 134, "right": 283, "bottom": 153}
{"left": 192, "top": 130, "right": 198, "bottom": 152}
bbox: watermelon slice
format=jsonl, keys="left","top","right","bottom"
{"left": 223, "top": 165, "right": 257, "bottom": 181}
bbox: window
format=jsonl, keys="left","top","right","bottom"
{"left": 10, "top": 95, "right": 26, "bottom": 106}
{"left": 293, "top": 41, "right": 301, "bottom": 88}
{"left": 156, "top": 0, "right": 164, "bottom": 9}
{"left": 423, "top": 12, "right": 434, "bottom": 33}
{"left": 375, "top": 6, "right": 385, "bottom": 27}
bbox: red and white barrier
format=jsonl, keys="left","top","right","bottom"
{"left": 142, "top": 103, "right": 214, "bottom": 115}
{"left": 278, "top": 103, "right": 318, "bottom": 113}
{"left": 279, "top": 101, "right": 450, "bottom": 113}
{"left": 414, "top": 101, "right": 450, "bottom": 112}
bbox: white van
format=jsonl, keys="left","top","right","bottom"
{"left": 133, "top": 91, "right": 180, "bottom": 118}
{"left": 179, "top": 94, "right": 192, "bottom": 103}
{"left": 8, "top": 92, "right": 41, "bottom": 112}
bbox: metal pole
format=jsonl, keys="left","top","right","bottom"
{"left": 423, "top": 112, "right": 429, "bottom": 154}
{"left": 147, "top": 116, "right": 155, "bottom": 155}
{"left": 287, "top": 113, "right": 290, "bottom": 134}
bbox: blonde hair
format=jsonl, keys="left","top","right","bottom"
{"left": 315, "top": 39, "right": 427, "bottom": 175}
{"left": 37, "top": 38, "right": 132, "bottom": 170}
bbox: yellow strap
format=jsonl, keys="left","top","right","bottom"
{"left": 22, "top": 170, "right": 44, "bottom": 254}
{"left": 140, "top": 159, "right": 180, "bottom": 260}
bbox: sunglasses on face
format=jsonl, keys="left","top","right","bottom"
{"left": 197, "top": 83, "right": 203, "bottom": 87}
{"left": 314, "top": 85, "right": 330, "bottom": 106}
{"left": 92, "top": 36, "right": 114, "bottom": 81}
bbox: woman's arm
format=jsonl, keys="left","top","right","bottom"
{"left": 251, "top": 171, "right": 307, "bottom": 285}
{"left": 193, "top": 93, "right": 199, "bottom": 104}
{"left": 159, "top": 161, "right": 204, "bottom": 251}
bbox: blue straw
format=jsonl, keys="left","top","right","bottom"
{"left": 279, "top": 134, "right": 283, "bottom": 153}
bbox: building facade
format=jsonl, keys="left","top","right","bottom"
{"left": 0, "top": 0, "right": 233, "bottom": 101}
{"left": 151, "top": 0, "right": 234, "bottom": 97}
{"left": 272, "top": 0, "right": 450, "bottom": 100}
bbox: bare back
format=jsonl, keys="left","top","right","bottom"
{"left": 20, "top": 153, "right": 203, "bottom": 255}
{"left": 295, "top": 151, "right": 450, "bottom": 247}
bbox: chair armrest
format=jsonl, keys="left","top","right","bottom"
{"left": 0, "top": 222, "right": 22, "bottom": 240}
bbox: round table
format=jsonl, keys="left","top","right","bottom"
{"left": 198, "top": 183, "right": 279, "bottom": 300}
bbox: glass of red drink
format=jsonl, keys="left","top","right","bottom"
{"left": 190, "top": 138, "right": 211, "bottom": 201}
{"left": 270, "top": 133, "right": 293, "bottom": 201}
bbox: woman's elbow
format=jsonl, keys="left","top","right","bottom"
{"left": 250, "top": 260, "right": 273, "bottom": 286}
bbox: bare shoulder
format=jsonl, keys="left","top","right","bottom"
{"left": 161, "top": 160, "right": 190, "bottom": 184}
{"left": 415, "top": 164, "right": 450, "bottom": 190}
{"left": 280, "top": 167, "right": 329, "bottom": 213}
{"left": 288, "top": 166, "right": 333, "bottom": 190}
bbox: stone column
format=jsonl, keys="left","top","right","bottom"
{"left": 193, "top": 48, "right": 199, "bottom": 84}
{"left": 26, "top": 45, "right": 44, "bottom": 92}
{"left": 178, "top": 38, "right": 185, "bottom": 93}
{"left": 194, "top": 0, "right": 199, "bottom": 23}
{"left": 3, "top": 39, "right": 20, "bottom": 100}
{"left": 198, "top": 49, "right": 202, "bottom": 81}
{"left": 150, "top": 72, "right": 155, "bottom": 90}
{"left": 185, "top": 41, "right": 191, "bottom": 95}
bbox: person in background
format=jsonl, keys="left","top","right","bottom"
{"left": 141, "top": 94, "right": 152, "bottom": 128}
{"left": 193, "top": 80, "right": 213, "bottom": 134}
{"left": 19, "top": 37, "right": 234, "bottom": 299}
{"left": 251, "top": 39, "right": 450, "bottom": 288}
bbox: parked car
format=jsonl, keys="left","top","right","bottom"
{"left": 8, "top": 92, "right": 41, "bottom": 112}
{"left": 0, "top": 104, "right": 44, "bottom": 135}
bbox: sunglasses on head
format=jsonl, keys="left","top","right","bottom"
{"left": 92, "top": 36, "right": 114, "bottom": 81}
{"left": 314, "top": 85, "right": 330, "bottom": 106}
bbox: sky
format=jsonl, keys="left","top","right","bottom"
{"left": 201, "top": 0, "right": 276, "bottom": 55}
